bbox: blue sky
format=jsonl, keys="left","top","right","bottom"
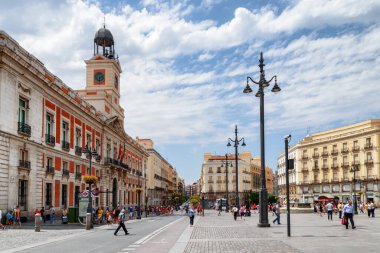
{"left": 1, "top": 0, "right": 380, "bottom": 185}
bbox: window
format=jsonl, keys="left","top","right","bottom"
{"left": 323, "top": 159, "right": 327, "bottom": 167}
{"left": 95, "top": 139, "right": 100, "bottom": 153}
{"left": 87, "top": 166, "right": 91, "bottom": 175}
{"left": 75, "top": 186, "right": 80, "bottom": 207}
{"left": 47, "top": 157, "right": 53, "bottom": 168}
{"left": 333, "top": 158, "right": 337, "bottom": 167}
{"left": 45, "top": 183, "right": 52, "bottom": 207}
{"left": 46, "top": 113, "right": 54, "bottom": 136}
{"left": 18, "top": 180, "right": 28, "bottom": 211}
{"left": 343, "top": 156, "right": 347, "bottom": 165}
{"left": 106, "top": 143, "right": 111, "bottom": 157}
{"left": 19, "top": 98, "right": 28, "bottom": 124}
{"left": 62, "top": 122, "right": 69, "bottom": 143}
{"left": 353, "top": 140, "right": 358, "bottom": 148}
{"left": 75, "top": 128, "right": 81, "bottom": 147}
{"left": 354, "top": 154, "right": 359, "bottom": 164}
{"left": 20, "top": 149, "right": 28, "bottom": 161}
{"left": 366, "top": 152, "right": 372, "bottom": 161}
{"left": 313, "top": 148, "right": 318, "bottom": 155}
{"left": 332, "top": 144, "right": 337, "bottom": 152}
{"left": 86, "top": 133, "right": 91, "bottom": 148}
{"left": 75, "top": 165, "right": 80, "bottom": 174}
{"left": 61, "top": 184, "right": 67, "bottom": 207}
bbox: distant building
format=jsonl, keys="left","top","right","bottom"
{"left": 185, "top": 182, "right": 198, "bottom": 197}
{"left": 277, "top": 120, "right": 380, "bottom": 205}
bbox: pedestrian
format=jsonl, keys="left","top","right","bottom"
{"left": 62, "top": 206, "right": 68, "bottom": 224}
{"left": 129, "top": 206, "right": 134, "bottom": 220}
{"left": 188, "top": 206, "right": 195, "bottom": 226}
{"left": 40, "top": 207, "right": 46, "bottom": 223}
{"left": 272, "top": 203, "right": 281, "bottom": 225}
{"left": 337, "top": 202, "right": 343, "bottom": 219}
{"left": 343, "top": 201, "right": 356, "bottom": 229}
{"left": 14, "top": 205, "right": 21, "bottom": 228}
{"left": 326, "top": 201, "right": 333, "bottom": 220}
{"left": 369, "top": 201, "right": 375, "bottom": 217}
{"left": 50, "top": 206, "right": 55, "bottom": 224}
{"left": 6, "top": 210, "right": 14, "bottom": 228}
{"left": 114, "top": 209, "right": 129, "bottom": 236}
{"left": 233, "top": 205, "right": 238, "bottom": 221}
{"left": 240, "top": 205, "right": 245, "bottom": 220}
{"left": 218, "top": 203, "right": 222, "bottom": 216}
{"left": 0, "top": 209, "right": 5, "bottom": 230}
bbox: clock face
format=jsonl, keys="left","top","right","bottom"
{"left": 94, "top": 72, "right": 105, "bottom": 83}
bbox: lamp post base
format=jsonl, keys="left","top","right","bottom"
{"left": 257, "top": 223, "right": 271, "bottom": 227}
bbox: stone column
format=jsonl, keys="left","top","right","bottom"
{"left": 35, "top": 214, "right": 41, "bottom": 232}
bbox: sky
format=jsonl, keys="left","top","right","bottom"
{"left": 1, "top": 0, "right": 380, "bottom": 185}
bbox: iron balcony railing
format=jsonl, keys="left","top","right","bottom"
{"left": 75, "top": 146, "right": 82, "bottom": 156}
{"left": 45, "top": 134, "right": 55, "bottom": 146}
{"left": 61, "top": 140, "right": 70, "bottom": 151}
{"left": 62, "top": 169, "right": 70, "bottom": 177}
{"left": 75, "top": 172, "right": 82, "bottom": 180}
{"left": 18, "top": 122, "right": 31, "bottom": 136}
{"left": 19, "top": 160, "right": 31, "bottom": 169}
{"left": 46, "top": 166, "right": 55, "bottom": 175}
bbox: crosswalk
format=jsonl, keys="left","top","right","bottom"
{"left": 117, "top": 244, "right": 141, "bottom": 252}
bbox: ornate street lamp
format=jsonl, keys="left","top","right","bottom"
{"left": 350, "top": 165, "right": 360, "bottom": 215}
{"left": 83, "top": 144, "right": 98, "bottom": 228}
{"left": 227, "top": 125, "right": 246, "bottom": 208}
{"left": 221, "top": 153, "right": 233, "bottom": 212}
{"left": 244, "top": 52, "right": 281, "bottom": 227}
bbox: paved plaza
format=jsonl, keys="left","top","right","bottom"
{"left": 177, "top": 209, "right": 379, "bottom": 253}
{"left": 0, "top": 209, "right": 379, "bottom": 253}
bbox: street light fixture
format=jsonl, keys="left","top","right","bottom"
{"left": 221, "top": 153, "right": 233, "bottom": 212}
{"left": 227, "top": 125, "right": 246, "bottom": 208}
{"left": 244, "top": 52, "right": 281, "bottom": 227}
{"left": 83, "top": 144, "right": 98, "bottom": 228}
{"left": 350, "top": 165, "right": 360, "bottom": 215}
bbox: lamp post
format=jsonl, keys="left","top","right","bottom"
{"left": 244, "top": 52, "right": 281, "bottom": 227}
{"left": 83, "top": 144, "right": 98, "bottom": 228}
{"left": 221, "top": 153, "right": 233, "bottom": 212}
{"left": 144, "top": 172, "right": 148, "bottom": 218}
{"left": 201, "top": 192, "right": 205, "bottom": 216}
{"left": 284, "top": 135, "right": 291, "bottom": 237}
{"left": 350, "top": 165, "right": 359, "bottom": 215}
{"left": 227, "top": 125, "right": 246, "bottom": 208}
{"left": 137, "top": 166, "right": 141, "bottom": 219}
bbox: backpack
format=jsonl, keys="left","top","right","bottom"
{"left": 272, "top": 206, "right": 276, "bottom": 212}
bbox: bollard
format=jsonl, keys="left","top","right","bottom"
{"left": 35, "top": 213, "right": 41, "bottom": 232}
{"left": 85, "top": 213, "right": 91, "bottom": 230}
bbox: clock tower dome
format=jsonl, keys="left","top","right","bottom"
{"left": 77, "top": 26, "right": 124, "bottom": 121}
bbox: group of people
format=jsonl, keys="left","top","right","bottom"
{"left": 0, "top": 205, "right": 21, "bottom": 229}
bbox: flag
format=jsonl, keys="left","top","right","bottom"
{"left": 117, "top": 144, "right": 122, "bottom": 160}
{"left": 120, "top": 144, "right": 125, "bottom": 162}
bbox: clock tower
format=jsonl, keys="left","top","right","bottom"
{"left": 77, "top": 25, "right": 124, "bottom": 121}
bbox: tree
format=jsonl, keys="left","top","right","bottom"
{"left": 248, "top": 191, "right": 259, "bottom": 205}
{"left": 171, "top": 193, "right": 185, "bottom": 205}
{"left": 189, "top": 195, "right": 200, "bottom": 205}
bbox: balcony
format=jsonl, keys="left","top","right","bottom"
{"left": 312, "top": 166, "right": 319, "bottom": 171}
{"left": 301, "top": 167, "right": 309, "bottom": 173}
{"left": 330, "top": 150, "right": 338, "bottom": 156}
{"left": 342, "top": 177, "right": 350, "bottom": 182}
{"left": 18, "top": 122, "right": 31, "bottom": 137}
{"left": 208, "top": 170, "right": 213, "bottom": 174}
{"left": 61, "top": 140, "right": 70, "bottom": 151}
{"left": 341, "top": 162, "right": 349, "bottom": 169}
{"left": 341, "top": 148, "right": 349, "bottom": 154}
{"left": 45, "top": 134, "right": 55, "bottom": 146}
{"left": 312, "top": 153, "right": 319, "bottom": 159}
{"left": 331, "top": 178, "right": 340, "bottom": 183}
{"left": 321, "top": 178, "right": 330, "bottom": 183}
{"left": 207, "top": 180, "right": 214, "bottom": 183}
{"left": 365, "top": 159, "right": 373, "bottom": 166}
{"left": 105, "top": 157, "right": 120, "bottom": 167}
{"left": 321, "top": 151, "right": 329, "bottom": 158}
{"left": 216, "top": 180, "right": 222, "bottom": 183}
{"left": 301, "top": 154, "right": 309, "bottom": 160}
{"left": 331, "top": 164, "right": 339, "bottom": 170}
{"left": 95, "top": 155, "right": 101, "bottom": 163}
{"left": 351, "top": 161, "right": 360, "bottom": 166}
{"left": 364, "top": 143, "right": 373, "bottom": 150}
{"left": 18, "top": 160, "right": 31, "bottom": 170}
{"left": 352, "top": 146, "right": 360, "bottom": 153}
{"left": 75, "top": 146, "right": 82, "bottom": 156}
{"left": 62, "top": 169, "right": 70, "bottom": 177}
{"left": 321, "top": 165, "right": 329, "bottom": 171}
{"left": 75, "top": 172, "right": 82, "bottom": 181}
{"left": 46, "top": 166, "right": 55, "bottom": 175}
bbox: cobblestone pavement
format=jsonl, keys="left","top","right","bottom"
{"left": 182, "top": 210, "right": 380, "bottom": 253}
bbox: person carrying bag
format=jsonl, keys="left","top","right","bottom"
{"left": 114, "top": 209, "right": 129, "bottom": 236}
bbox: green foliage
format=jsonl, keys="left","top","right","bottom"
{"left": 248, "top": 191, "right": 278, "bottom": 204}
{"left": 171, "top": 193, "right": 186, "bottom": 205}
{"left": 189, "top": 195, "right": 200, "bottom": 205}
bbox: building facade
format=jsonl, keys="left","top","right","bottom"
{"left": 137, "top": 138, "right": 181, "bottom": 206}
{"left": 0, "top": 28, "right": 148, "bottom": 218}
{"left": 200, "top": 152, "right": 252, "bottom": 205}
{"left": 277, "top": 145, "right": 298, "bottom": 203}
{"left": 277, "top": 120, "right": 380, "bottom": 205}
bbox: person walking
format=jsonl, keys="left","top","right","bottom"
{"left": 14, "top": 205, "right": 21, "bottom": 228}
{"left": 114, "top": 209, "right": 129, "bottom": 236}
{"left": 337, "top": 202, "right": 343, "bottom": 219}
{"left": 233, "top": 205, "right": 238, "bottom": 221}
{"left": 272, "top": 203, "right": 281, "bottom": 225}
{"left": 50, "top": 206, "right": 55, "bottom": 224}
{"left": 343, "top": 201, "right": 356, "bottom": 229}
{"left": 369, "top": 201, "right": 375, "bottom": 217}
{"left": 40, "top": 207, "right": 46, "bottom": 223}
{"left": 188, "top": 207, "right": 195, "bottom": 226}
{"left": 240, "top": 205, "right": 246, "bottom": 220}
{"left": 326, "top": 202, "right": 333, "bottom": 220}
